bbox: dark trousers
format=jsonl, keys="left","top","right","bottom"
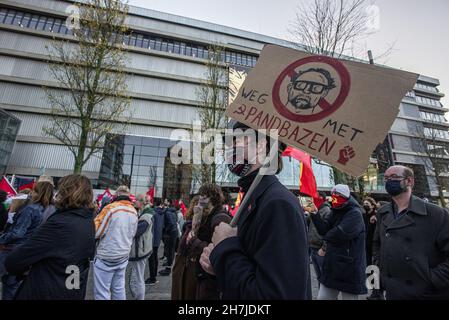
{"left": 148, "top": 246, "right": 159, "bottom": 281}
{"left": 1, "top": 275, "right": 21, "bottom": 300}
{"left": 165, "top": 234, "right": 178, "bottom": 267}
{"left": 162, "top": 234, "right": 169, "bottom": 259}
{"left": 310, "top": 248, "right": 324, "bottom": 282}
{"left": 366, "top": 245, "right": 373, "bottom": 266}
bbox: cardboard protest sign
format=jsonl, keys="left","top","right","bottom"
{"left": 226, "top": 45, "right": 418, "bottom": 176}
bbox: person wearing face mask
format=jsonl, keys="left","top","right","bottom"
{"left": 372, "top": 165, "right": 449, "bottom": 300}
{"left": 199, "top": 120, "right": 311, "bottom": 300}
{"left": 310, "top": 184, "right": 367, "bottom": 300}
{"left": 173, "top": 185, "right": 231, "bottom": 300}
{"left": 362, "top": 197, "right": 378, "bottom": 267}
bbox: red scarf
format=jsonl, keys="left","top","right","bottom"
{"left": 331, "top": 194, "right": 348, "bottom": 208}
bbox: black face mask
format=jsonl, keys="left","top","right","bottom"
{"left": 385, "top": 179, "right": 408, "bottom": 196}
{"left": 226, "top": 146, "right": 254, "bottom": 177}
{"left": 227, "top": 162, "right": 252, "bottom": 177}
{"left": 363, "top": 205, "right": 371, "bottom": 212}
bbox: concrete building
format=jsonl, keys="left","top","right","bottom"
{"left": 0, "top": 0, "right": 447, "bottom": 202}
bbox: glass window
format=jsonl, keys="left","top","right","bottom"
{"left": 4, "top": 9, "right": 16, "bottom": 24}
{"left": 0, "top": 8, "right": 7, "bottom": 23}
{"left": 139, "top": 156, "right": 158, "bottom": 166}
{"left": 20, "top": 13, "right": 31, "bottom": 27}
{"left": 149, "top": 38, "right": 155, "bottom": 50}
{"left": 45, "top": 17, "right": 54, "bottom": 32}
{"left": 123, "top": 34, "right": 130, "bottom": 45}
{"left": 52, "top": 18, "right": 63, "bottom": 32}
{"left": 142, "top": 36, "right": 149, "bottom": 49}
{"left": 161, "top": 40, "right": 167, "bottom": 52}
{"left": 136, "top": 34, "right": 143, "bottom": 48}
{"left": 140, "top": 146, "right": 158, "bottom": 156}
{"left": 231, "top": 52, "right": 236, "bottom": 64}
{"left": 242, "top": 54, "right": 247, "bottom": 66}
{"left": 154, "top": 38, "right": 162, "bottom": 51}
{"left": 167, "top": 41, "right": 174, "bottom": 53}
{"left": 36, "top": 16, "right": 47, "bottom": 30}
{"left": 180, "top": 42, "right": 186, "bottom": 55}
{"left": 12, "top": 11, "right": 23, "bottom": 25}
{"left": 142, "top": 137, "right": 159, "bottom": 147}
{"left": 129, "top": 34, "right": 137, "bottom": 46}
{"left": 59, "top": 22, "right": 68, "bottom": 35}
{"left": 236, "top": 53, "right": 242, "bottom": 65}
{"left": 192, "top": 46, "right": 198, "bottom": 57}
{"left": 197, "top": 47, "right": 204, "bottom": 59}
{"left": 173, "top": 41, "right": 180, "bottom": 54}
{"left": 123, "top": 154, "right": 132, "bottom": 165}
{"left": 185, "top": 45, "right": 192, "bottom": 56}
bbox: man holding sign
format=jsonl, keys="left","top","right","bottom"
{"left": 200, "top": 120, "right": 312, "bottom": 299}
{"left": 200, "top": 45, "right": 417, "bottom": 300}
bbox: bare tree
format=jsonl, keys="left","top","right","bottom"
{"left": 43, "top": 0, "right": 130, "bottom": 174}
{"left": 289, "top": 0, "right": 375, "bottom": 59}
{"left": 414, "top": 125, "right": 449, "bottom": 206}
{"left": 192, "top": 45, "right": 228, "bottom": 185}
{"left": 148, "top": 165, "right": 157, "bottom": 189}
{"left": 288, "top": 0, "right": 394, "bottom": 198}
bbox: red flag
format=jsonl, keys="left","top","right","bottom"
{"left": 18, "top": 180, "right": 35, "bottom": 191}
{"left": 230, "top": 190, "right": 244, "bottom": 217}
{"left": 282, "top": 147, "right": 318, "bottom": 199}
{"left": 146, "top": 186, "right": 155, "bottom": 203}
{"left": 180, "top": 200, "right": 187, "bottom": 217}
{"left": 97, "top": 188, "right": 113, "bottom": 203}
{"left": 0, "top": 176, "right": 17, "bottom": 197}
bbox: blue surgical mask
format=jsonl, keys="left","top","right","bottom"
{"left": 385, "top": 179, "right": 407, "bottom": 196}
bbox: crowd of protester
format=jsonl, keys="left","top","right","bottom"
{"left": 0, "top": 122, "right": 448, "bottom": 300}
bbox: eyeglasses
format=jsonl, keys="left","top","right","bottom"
{"left": 293, "top": 80, "right": 328, "bottom": 94}
{"left": 384, "top": 175, "right": 406, "bottom": 181}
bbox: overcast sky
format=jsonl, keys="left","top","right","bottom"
{"left": 128, "top": 0, "right": 449, "bottom": 107}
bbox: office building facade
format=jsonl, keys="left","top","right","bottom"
{"left": 0, "top": 0, "right": 447, "bottom": 201}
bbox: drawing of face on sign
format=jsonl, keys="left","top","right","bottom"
{"left": 286, "top": 68, "right": 336, "bottom": 115}
{"left": 272, "top": 56, "right": 350, "bottom": 123}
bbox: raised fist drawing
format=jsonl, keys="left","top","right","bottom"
{"left": 337, "top": 146, "right": 355, "bottom": 165}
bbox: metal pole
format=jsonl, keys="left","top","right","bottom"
{"left": 368, "top": 50, "right": 374, "bottom": 65}
{"left": 129, "top": 145, "right": 135, "bottom": 189}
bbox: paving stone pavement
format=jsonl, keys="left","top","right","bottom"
{"left": 1, "top": 246, "right": 369, "bottom": 300}
{"left": 84, "top": 245, "right": 369, "bottom": 300}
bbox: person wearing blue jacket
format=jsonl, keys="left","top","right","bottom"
{"left": 199, "top": 121, "right": 311, "bottom": 299}
{"left": 310, "top": 184, "right": 367, "bottom": 300}
{"left": 159, "top": 198, "right": 180, "bottom": 276}
{"left": 0, "top": 180, "right": 53, "bottom": 299}
{"left": 146, "top": 198, "right": 165, "bottom": 285}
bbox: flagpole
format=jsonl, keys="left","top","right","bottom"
{"left": 5, "top": 175, "right": 17, "bottom": 195}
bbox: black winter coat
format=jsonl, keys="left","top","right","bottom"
{"left": 210, "top": 173, "right": 311, "bottom": 300}
{"left": 152, "top": 207, "right": 165, "bottom": 247}
{"left": 164, "top": 207, "right": 178, "bottom": 237}
{"left": 373, "top": 196, "right": 449, "bottom": 300}
{"left": 311, "top": 197, "right": 367, "bottom": 295}
{"left": 5, "top": 207, "right": 95, "bottom": 300}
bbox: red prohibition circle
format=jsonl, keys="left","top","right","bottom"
{"left": 272, "top": 55, "right": 351, "bottom": 123}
